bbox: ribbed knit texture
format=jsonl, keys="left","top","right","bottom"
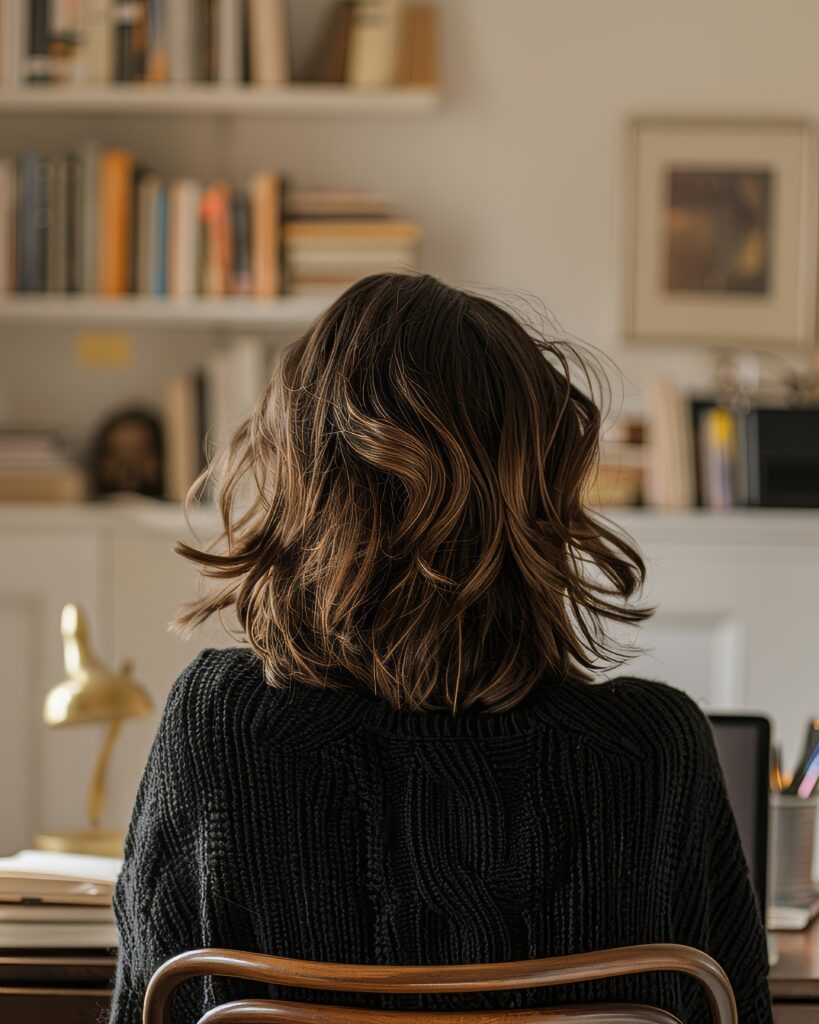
{"left": 107, "top": 647, "right": 772, "bottom": 1024}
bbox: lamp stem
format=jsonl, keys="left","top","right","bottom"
{"left": 87, "top": 719, "right": 123, "bottom": 829}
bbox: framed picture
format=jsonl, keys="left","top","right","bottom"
{"left": 625, "top": 118, "right": 818, "bottom": 347}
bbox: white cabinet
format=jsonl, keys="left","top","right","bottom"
{"left": 0, "top": 505, "right": 817, "bottom": 858}
{"left": 0, "top": 505, "right": 229, "bottom": 855}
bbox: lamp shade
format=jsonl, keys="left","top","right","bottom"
{"left": 43, "top": 604, "right": 153, "bottom": 727}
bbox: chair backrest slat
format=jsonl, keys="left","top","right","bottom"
{"left": 142, "top": 944, "right": 735, "bottom": 1024}
{"left": 197, "top": 998, "right": 685, "bottom": 1024}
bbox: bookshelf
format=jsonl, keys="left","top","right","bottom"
{"left": 0, "top": 84, "right": 441, "bottom": 116}
{"left": 0, "top": 294, "right": 331, "bottom": 330}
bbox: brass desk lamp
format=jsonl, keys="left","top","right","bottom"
{"left": 35, "top": 603, "right": 153, "bottom": 858}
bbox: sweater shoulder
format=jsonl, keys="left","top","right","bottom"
{"left": 161, "top": 646, "right": 362, "bottom": 752}
{"left": 563, "top": 675, "right": 716, "bottom": 768}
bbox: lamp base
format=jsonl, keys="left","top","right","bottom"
{"left": 34, "top": 828, "right": 124, "bottom": 858}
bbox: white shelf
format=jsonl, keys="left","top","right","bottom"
{"left": 0, "top": 84, "right": 441, "bottom": 116}
{"left": 0, "top": 294, "right": 331, "bottom": 330}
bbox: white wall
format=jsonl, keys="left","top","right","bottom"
{"left": 5, "top": 0, "right": 819, "bottom": 434}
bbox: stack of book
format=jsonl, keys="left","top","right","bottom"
{"left": 0, "top": 429, "right": 85, "bottom": 501}
{"left": 310, "top": 2, "right": 439, "bottom": 87}
{"left": 0, "top": 1, "right": 439, "bottom": 89}
{"left": 1, "top": 0, "right": 290, "bottom": 86}
{"left": 284, "top": 189, "right": 421, "bottom": 295}
{"left": 0, "top": 849, "right": 120, "bottom": 948}
{"left": 0, "top": 148, "right": 285, "bottom": 297}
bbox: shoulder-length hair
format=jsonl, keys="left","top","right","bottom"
{"left": 173, "top": 273, "right": 649, "bottom": 712}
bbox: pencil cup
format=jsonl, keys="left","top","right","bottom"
{"left": 769, "top": 794, "right": 817, "bottom": 906}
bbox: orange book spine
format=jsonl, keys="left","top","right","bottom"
{"left": 97, "top": 150, "right": 135, "bottom": 295}
{"left": 201, "top": 183, "right": 232, "bottom": 297}
{"left": 251, "top": 171, "right": 281, "bottom": 298}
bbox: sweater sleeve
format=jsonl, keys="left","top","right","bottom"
{"left": 672, "top": 701, "right": 773, "bottom": 1024}
{"left": 106, "top": 651, "right": 214, "bottom": 1024}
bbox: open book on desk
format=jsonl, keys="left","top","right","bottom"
{"left": 0, "top": 849, "right": 121, "bottom": 948}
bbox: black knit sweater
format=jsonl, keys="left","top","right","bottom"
{"left": 108, "top": 647, "right": 772, "bottom": 1024}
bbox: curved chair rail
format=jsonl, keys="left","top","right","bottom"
{"left": 197, "top": 998, "right": 685, "bottom": 1024}
{"left": 143, "top": 943, "right": 735, "bottom": 1024}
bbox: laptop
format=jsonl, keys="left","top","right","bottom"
{"left": 707, "top": 714, "right": 778, "bottom": 965}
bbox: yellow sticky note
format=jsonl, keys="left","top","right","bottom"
{"left": 74, "top": 332, "right": 134, "bottom": 368}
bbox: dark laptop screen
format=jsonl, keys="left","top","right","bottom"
{"left": 708, "top": 715, "right": 770, "bottom": 916}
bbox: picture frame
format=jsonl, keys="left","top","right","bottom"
{"left": 625, "top": 118, "right": 818, "bottom": 348}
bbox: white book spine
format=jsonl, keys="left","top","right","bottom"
{"left": 169, "top": 180, "right": 201, "bottom": 297}
{"left": 79, "top": 0, "right": 113, "bottom": 82}
{"left": 217, "top": 0, "right": 242, "bottom": 83}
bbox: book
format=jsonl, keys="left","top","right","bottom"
{"left": 163, "top": 371, "right": 204, "bottom": 501}
{"left": 216, "top": 0, "right": 242, "bottom": 82}
{"left": 66, "top": 153, "right": 81, "bottom": 292}
{"left": 285, "top": 188, "right": 395, "bottom": 219}
{"left": 152, "top": 180, "right": 168, "bottom": 294}
{"left": 167, "top": 177, "right": 202, "bottom": 297}
{"left": 308, "top": 1, "right": 354, "bottom": 83}
{"left": 145, "top": 0, "right": 169, "bottom": 81}
{"left": 0, "top": 159, "right": 14, "bottom": 293}
{"left": 249, "top": 170, "right": 282, "bottom": 297}
{"left": 80, "top": 140, "right": 100, "bottom": 292}
{"left": 17, "top": 154, "right": 47, "bottom": 293}
{"left": 135, "top": 171, "right": 161, "bottom": 294}
{"left": 26, "top": 0, "right": 53, "bottom": 82}
{"left": 47, "top": 156, "right": 69, "bottom": 294}
{"left": 97, "top": 148, "right": 135, "bottom": 294}
{"left": 0, "top": 466, "right": 86, "bottom": 501}
{"left": 0, "top": 849, "right": 120, "bottom": 903}
{"left": 200, "top": 181, "right": 231, "bottom": 296}
{"left": 114, "top": 0, "right": 147, "bottom": 81}
{"left": 230, "top": 187, "right": 252, "bottom": 294}
{"left": 396, "top": 3, "right": 438, "bottom": 86}
{"left": 167, "top": 0, "right": 194, "bottom": 81}
{"left": 248, "top": 0, "right": 290, "bottom": 84}
{"left": 346, "top": 0, "right": 404, "bottom": 87}
{"left": 79, "top": 0, "right": 114, "bottom": 81}
{"left": 645, "top": 377, "right": 695, "bottom": 508}
{"left": 1, "top": 0, "right": 23, "bottom": 85}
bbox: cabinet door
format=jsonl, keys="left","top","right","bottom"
{"left": 0, "top": 530, "right": 104, "bottom": 855}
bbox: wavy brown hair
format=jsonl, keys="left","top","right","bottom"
{"left": 173, "top": 273, "right": 649, "bottom": 711}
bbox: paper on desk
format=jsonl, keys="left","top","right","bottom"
{"left": 0, "top": 850, "right": 122, "bottom": 885}
{"left": 0, "top": 920, "right": 118, "bottom": 948}
{"left": 0, "top": 849, "right": 122, "bottom": 905}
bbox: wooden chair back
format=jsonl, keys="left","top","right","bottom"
{"left": 143, "top": 943, "right": 736, "bottom": 1024}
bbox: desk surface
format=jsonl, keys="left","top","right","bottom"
{"left": 0, "top": 922, "right": 816, "bottom": 1017}
{"left": 770, "top": 918, "right": 819, "bottom": 1000}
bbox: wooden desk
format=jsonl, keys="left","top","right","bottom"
{"left": 0, "top": 924, "right": 817, "bottom": 1023}
{"left": 770, "top": 918, "right": 819, "bottom": 1023}
{"left": 0, "top": 947, "right": 115, "bottom": 1024}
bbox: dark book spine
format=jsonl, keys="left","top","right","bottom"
{"left": 231, "top": 188, "right": 250, "bottom": 293}
{"left": 27, "top": 0, "right": 52, "bottom": 82}
{"left": 130, "top": 167, "right": 143, "bottom": 293}
{"left": 66, "top": 155, "right": 80, "bottom": 294}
